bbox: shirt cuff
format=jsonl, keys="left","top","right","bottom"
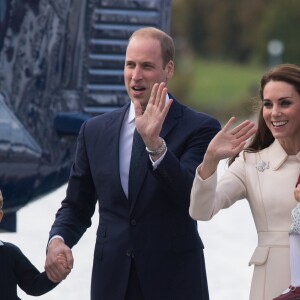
{"left": 48, "top": 235, "right": 64, "bottom": 246}
{"left": 150, "top": 147, "right": 167, "bottom": 170}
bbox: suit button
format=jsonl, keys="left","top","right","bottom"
{"left": 130, "top": 219, "right": 137, "bottom": 226}
{"left": 126, "top": 250, "right": 134, "bottom": 258}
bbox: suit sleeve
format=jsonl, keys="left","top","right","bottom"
{"left": 49, "top": 120, "right": 97, "bottom": 248}
{"left": 151, "top": 112, "right": 221, "bottom": 207}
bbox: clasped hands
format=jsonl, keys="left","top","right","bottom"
{"left": 44, "top": 238, "right": 73, "bottom": 283}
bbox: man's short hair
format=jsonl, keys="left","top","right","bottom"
{"left": 128, "top": 27, "right": 175, "bottom": 68}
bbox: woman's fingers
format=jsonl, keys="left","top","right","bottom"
{"left": 222, "top": 117, "right": 237, "bottom": 132}
{"left": 223, "top": 117, "right": 256, "bottom": 140}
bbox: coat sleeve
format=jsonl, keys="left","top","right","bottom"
{"left": 11, "top": 243, "right": 58, "bottom": 296}
{"left": 189, "top": 155, "right": 247, "bottom": 220}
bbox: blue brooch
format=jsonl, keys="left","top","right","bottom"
{"left": 256, "top": 160, "right": 269, "bottom": 172}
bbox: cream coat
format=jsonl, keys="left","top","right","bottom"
{"left": 190, "top": 140, "right": 300, "bottom": 300}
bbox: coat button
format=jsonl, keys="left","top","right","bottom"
{"left": 130, "top": 219, "right": 137, "bottom": 226}
{"left": 126, "top": 250, "right": 135, "bottom": 258}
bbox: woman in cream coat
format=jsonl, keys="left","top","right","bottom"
{"left": 189, "top": 64, "right": 300, "bottom": 300}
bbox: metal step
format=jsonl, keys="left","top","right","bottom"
{"left": 83, "top": 0, "right": 172, "bottom": 114}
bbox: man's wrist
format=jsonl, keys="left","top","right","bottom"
{"left": 48, "top": 235, "right": 64, "bottom": 247}
{"left": 145, "top": 138, "right": 166, "bottom": 156}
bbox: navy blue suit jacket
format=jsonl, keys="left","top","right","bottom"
{"left": 50, "top": 98, "right": 221, "bottom": 300}
{"left": 0, "top": 241, "right": 57, "bottom": 300}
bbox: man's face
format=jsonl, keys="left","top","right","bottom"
{"left": 124, "top": 36, "right": 174, "bottom": 110}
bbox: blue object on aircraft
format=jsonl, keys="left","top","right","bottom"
{"left": 54, "top": 112, "right": 90, "bottom": 136}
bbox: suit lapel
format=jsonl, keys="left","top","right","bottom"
{"left": 160, "top": 97, "right": 182, "bottom": 138}
{"left": 105, "top": 104, "right": 130, "bottom": 202}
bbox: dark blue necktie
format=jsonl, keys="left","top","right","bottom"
{"left": 128, "top": 129, "right": 144, "bottom": 202}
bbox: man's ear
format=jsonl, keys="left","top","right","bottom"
{"left": 0, "top": 210, "right": 3, "bottom": 222}
{"left": 165, "top": 60, "right": 174, "bottom": 80}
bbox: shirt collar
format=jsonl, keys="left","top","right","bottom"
{"left": 127, "top": 94, "right": 170, "bottom": 125}
{"left": 128, "top": 102, "right": 135, "bottom": 124}
{"left": 0, "top": 240, "right": 4, "bottom": 246}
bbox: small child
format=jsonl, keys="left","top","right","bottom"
{"left": 273, "top": 175, "right": 300, "bottom": 300}
{"left": 0, "top": 189, "right": 68, "bottom": 299}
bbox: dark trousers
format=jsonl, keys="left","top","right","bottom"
{"left": 125, "top": 260, "right": 144, "bottom": 300}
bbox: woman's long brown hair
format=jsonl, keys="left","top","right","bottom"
{"left": 229, "top": 64, "right": 300, "bottom": 165}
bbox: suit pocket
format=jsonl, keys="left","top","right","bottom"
{"left": 248, "top": 246, "right": 269, "bottom": 266}
{"left": 94, "top": 224, "right": 106, "bottom": 261}
{"left": 94, "top": 241, "right": 104, "bottom": 262}
{"left": 97, "top": 223, "right": 107, "bottom": 238}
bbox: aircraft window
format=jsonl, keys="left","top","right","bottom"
{"left": 0, "top": 94, "right": 42, "bottom": 156}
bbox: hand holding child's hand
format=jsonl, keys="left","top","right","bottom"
{"left": 56, "top": 253, "right": 68, "bottom": 269}
{"left": 45, "top": 238, "right": 73, "bottom": 283}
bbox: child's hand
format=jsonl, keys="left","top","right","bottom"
{"left": 56, "top": 253, "right": 68, "bottom": 269}
{"left": 294, "top": 184, "right": 300, "bottom": 203}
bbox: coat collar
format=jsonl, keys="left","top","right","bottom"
{"left": 263, "top": 139, "right": 300, "bottom": 171}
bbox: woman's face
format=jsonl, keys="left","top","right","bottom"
{"left": 262, "top": 80, "right": 300, "bottom": 152}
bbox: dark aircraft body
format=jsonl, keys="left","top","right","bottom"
{"left": 0, "top": 0, "right": 172, "bottom": 231}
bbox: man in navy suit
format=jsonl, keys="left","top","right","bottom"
{"left": 45, "top": 27, "right": 221, "bottom": 300}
